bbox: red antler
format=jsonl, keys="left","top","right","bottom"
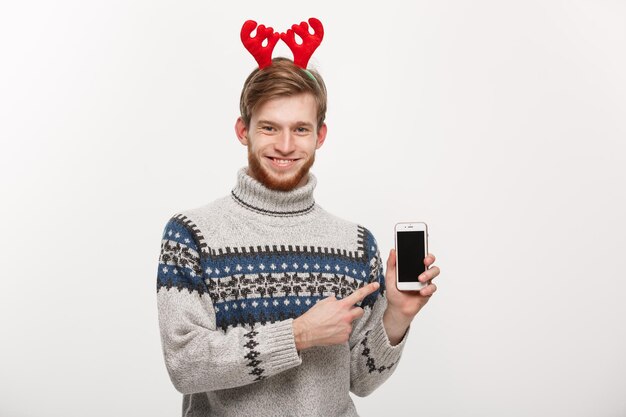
{"left": 280, "top": 17, "right": 324, "bottom": 69}
{"left": 240, "top": 20, "right": 280, "bottom": 69}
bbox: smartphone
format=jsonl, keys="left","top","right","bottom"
{"left": 395, "top": 222, "right": 429, "bottom": 291}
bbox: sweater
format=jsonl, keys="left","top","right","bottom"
{"left": 156, "top": 167, "right": 408, "bottom": 417}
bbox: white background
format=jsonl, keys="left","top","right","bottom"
{"left": 1, "top": 1, "right": 625, "bottom": 416}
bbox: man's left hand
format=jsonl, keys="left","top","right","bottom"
{"left": 382, "top": 249, "right": 440, "bottom": 345}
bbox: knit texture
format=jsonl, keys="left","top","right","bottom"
{"left": 157, "top": 167, "right": 408, "bottom": 417}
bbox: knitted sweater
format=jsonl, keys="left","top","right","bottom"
{"left": 156, "top": 167, "right": 408, "bottom": 417}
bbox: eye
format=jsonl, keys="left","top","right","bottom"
{"left": 295, "top": 127, "right": 310, "bottom": 134}
{"left": 260, "top": 125, "right": 276, "bottom": 132}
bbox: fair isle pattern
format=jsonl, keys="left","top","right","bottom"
{"left": 172, "top": 213, "right": 209, "bottom": 255}
{"left": 360, "top": 330, "right": 396, "bottom": 374}
{"left": 158, "top": 221, "right": 205, "bottom": 295}
{"left": 206, "top": 273, "right": 367, "bottom": 304}
{"left": 157, "top": 215, "right": 385, "bottom": 332}
{"left": 156, "top": 169, "right": 409, "bottom": 412}
{"left": 197, "top": 225, "right": 366, "bottom": 259}
{"left": 243, "top": 329, "right": 266, "bottom": 380}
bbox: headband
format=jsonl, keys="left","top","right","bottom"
{"left": 240, "top": 18, "right": 324, "bottom": 70}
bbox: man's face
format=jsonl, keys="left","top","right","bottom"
{"left": 235, "top": 93, "right": 327, "bottom": 191}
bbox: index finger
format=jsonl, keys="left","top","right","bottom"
{"left": 342, "top": 282, "right": 380, "bottom": 306}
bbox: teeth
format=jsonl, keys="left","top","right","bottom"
{"left": 272, "top": 158, "right": 295, "bottom": 164}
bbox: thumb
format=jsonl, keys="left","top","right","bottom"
{"left": 385, "top": 249, "right": 397, "bottom": 288}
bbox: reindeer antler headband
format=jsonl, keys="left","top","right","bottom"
{"left": 241, "top": 17, "right": 324, "bottom": 69}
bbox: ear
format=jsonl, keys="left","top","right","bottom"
{"left": 235, "top": 117, "right": 249, "bottom": 146}
{"left": 315, "top": 123, "right": 327, "bottom": 150}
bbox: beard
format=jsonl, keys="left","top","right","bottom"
{"left": 248, "top": 150, "right": 315, "bottom": 192}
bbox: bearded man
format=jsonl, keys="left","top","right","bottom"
{"left": 156, "top": 55, "right": 440, "bottom": 416}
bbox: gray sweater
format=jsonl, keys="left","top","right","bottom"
{"left": 156, "top": 167, "right": 408, "bottom": 416}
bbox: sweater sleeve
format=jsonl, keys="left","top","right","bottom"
{"left": 348, "top": 230, "right": 409, "bottom": 397}
{"left": 156, "top": 216, "right": 302, "bottom": 394}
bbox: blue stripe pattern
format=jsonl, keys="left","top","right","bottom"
{"left": 157, "top": 216, "right": 384, "bottom": 330}
{"left": 157, "top": 218, "right": 206, "bottom": 294}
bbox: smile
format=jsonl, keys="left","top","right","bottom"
{"left": 267, "top": 157, "right": 300, "bottom": 168}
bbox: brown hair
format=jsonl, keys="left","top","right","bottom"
{"left": 239, "top": 57, "right": 327, "bottom": 130}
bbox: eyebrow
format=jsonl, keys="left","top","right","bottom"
{"left": 257, "top": 119, "right": 315, "bottom": 128}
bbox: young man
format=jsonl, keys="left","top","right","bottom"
{"left": 156, "top": 57, "right": 440, "bottom": 416}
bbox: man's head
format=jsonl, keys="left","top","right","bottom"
{"left": 235, "top": 57, "right": 328, "bottom": 191}
{"left": 239, "top": 57, "right": 327, "bottom": 130}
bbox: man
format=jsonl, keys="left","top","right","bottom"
{"left": 156, "top": 56, "right": 440, "bottom": 416}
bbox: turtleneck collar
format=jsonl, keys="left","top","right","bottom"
{"left": 230, "top": 167, "right": 317, "bottom": 217}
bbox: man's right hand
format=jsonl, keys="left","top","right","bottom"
{"left": 292, "top": 282, "right": 380, "bottom": 351}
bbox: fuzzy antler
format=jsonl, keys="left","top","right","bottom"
{"left": 240, "top": 20, "right": 280, "bottom": 69}
{"left": 280, "top": 17, "right": 324, "bottom": 68}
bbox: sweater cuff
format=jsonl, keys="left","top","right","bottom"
{"left": 366, "top": 317, "right": 409, "bottom": 365}
{"left": 259, "top": 319, "right": 302, "bottom": 374}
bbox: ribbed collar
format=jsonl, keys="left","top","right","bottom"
{"left": 230, "top": 167, "right": 317, "bottom": 217}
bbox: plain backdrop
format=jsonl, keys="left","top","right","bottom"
{"left": 1, "top": 1, "right": 625, "bottom": 416}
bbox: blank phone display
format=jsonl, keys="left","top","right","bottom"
{"left": 397, "top": 231, "right": 426, "bottom": 282}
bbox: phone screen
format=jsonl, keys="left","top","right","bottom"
{"left": 397, "top": 231, "right": 426, "bottom": 282}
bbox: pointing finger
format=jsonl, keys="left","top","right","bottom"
{"left": 342, "top": 282, "right": 380, "bottom": 306}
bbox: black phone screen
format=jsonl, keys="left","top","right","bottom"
{"left": 396, "top": 231, "right": 426, "bottom": 282}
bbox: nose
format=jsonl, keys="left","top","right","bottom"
{"left": 274, "top": 131, "right": 296, "bottom": 155}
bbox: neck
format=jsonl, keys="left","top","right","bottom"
{"left": 231, "top": 167, "right": 317, "bottom": 217}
